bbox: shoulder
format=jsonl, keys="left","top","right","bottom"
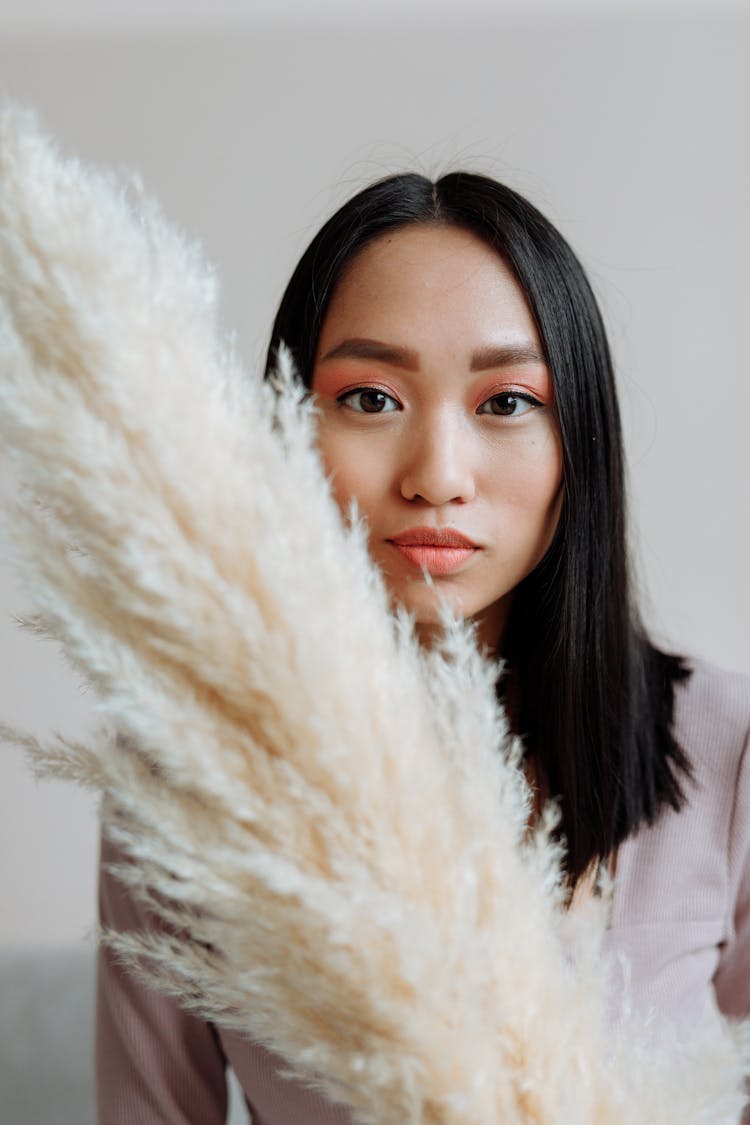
{"left": 675, "top": 653, "right": 750, "bottom": 726}
{"left": 672, "top": 654, "right": 750, "bottom": 785}
{"left": 607, "top": 654, "right": 750, "bottom": 992}
{"left": 611, "top": 653, "right": 749, "bottom": 921}
{"left": 664, "top": 654, "right": 750, "bottom": 897}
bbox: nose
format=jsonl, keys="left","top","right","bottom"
{"left": 399, "top": 409, "right": 477, "bottom": 506}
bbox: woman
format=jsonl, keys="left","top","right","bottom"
{"left": 96, "top": 172, "right": 750, "bottom": 1122}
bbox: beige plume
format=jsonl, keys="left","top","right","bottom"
{"left": 0, "top": 107, "right": 747, "bottom": 1123}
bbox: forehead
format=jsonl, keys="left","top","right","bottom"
{"left": 318, "top": 224, "right": 541, "bottom": 351}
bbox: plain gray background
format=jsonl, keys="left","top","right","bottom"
{"left": 1, "top": 1, "right": 748, "bottom": 955}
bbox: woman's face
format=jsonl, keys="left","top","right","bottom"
{"left": 311, "top": 224, "right": 563, "bottom": 649}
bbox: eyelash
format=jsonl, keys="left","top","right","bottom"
{"left": 336, "top": 387, "right": 400, "bottom": 414}
{"left": 476, "top": 391, "right": 543, "bottom": 417}
{"left": 336, "top": 386, "right": 544, "bottom": 417}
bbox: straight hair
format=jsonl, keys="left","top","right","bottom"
{"left": 265, "top": 172, "right": 691, "bottom": 885}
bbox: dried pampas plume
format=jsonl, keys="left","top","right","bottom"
{"left": 0, "top": 108, "right": 747, "bottom": 1123}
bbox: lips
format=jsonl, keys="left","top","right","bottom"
{"left": 388, "top": 527, "right": 479, "bottom": 575}
{"left": 389, "top": 527, "right": 479, "bottom": 549}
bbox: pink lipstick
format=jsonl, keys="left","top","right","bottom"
{"left": 388, "top": 527, "right": 479, "bottom": 576}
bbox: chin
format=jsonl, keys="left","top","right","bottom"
{"left": 392, "top": 588, "right": 474, "bottom": 627}
{"left": 389, "top": 583, "right": 510, "bottom": 650}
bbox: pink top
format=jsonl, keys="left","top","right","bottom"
{"left": 96, "top": 657, "right": 750, "bottom": 1124}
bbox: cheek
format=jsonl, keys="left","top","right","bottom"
{"left": 526, "top": 438, "right": 564, "bottom": 553}
{"left": 489, "top": 428, "right": 564, "bottom": 522}
{"left": 533, "top": 442, "right": 565, "bottom": 521}
{"left": 316, "top": 429, "right": 385, "bottom": 517}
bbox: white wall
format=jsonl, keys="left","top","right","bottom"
{"left": 1, "top": 9, "right": 748, "bottom": 949}
{"left": 2, "top": 0, "right": 747, "bottom": 32}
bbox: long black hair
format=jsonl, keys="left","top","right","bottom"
{"left": 264, "top": 172, "right": 692, "bottom": 885}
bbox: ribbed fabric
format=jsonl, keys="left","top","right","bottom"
{"left": 604, "top": 657, "right": 750, "bottom": 1032}
{"left": 96, "top": 656, "right": 750, "bottom": 1124}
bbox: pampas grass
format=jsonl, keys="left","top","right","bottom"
{"left": 0, "top": 107, "right": 747, "bottom": 1123}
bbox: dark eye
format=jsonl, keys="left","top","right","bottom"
{"left": 477, "top": 392, "right": 538, "bottom": 417}
{"left": 339, "top": 388, "right": 400, "bottom": 414}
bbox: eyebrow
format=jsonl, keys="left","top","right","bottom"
{"left": 318, "top": 337, "right": 547, "bottom": 371}
{"left": 469, "top": 343, "right": 547, "bottom": 370}
{"left": 319, "top": 338, "right": 419, "bottom": 369}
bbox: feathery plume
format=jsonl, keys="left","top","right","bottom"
{"left": 0, "top": 107, "right": 747, "bottom": 1123}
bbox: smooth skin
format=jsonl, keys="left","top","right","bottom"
{"left": 311, "top": 224, "right": 563, "bottom": 651}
